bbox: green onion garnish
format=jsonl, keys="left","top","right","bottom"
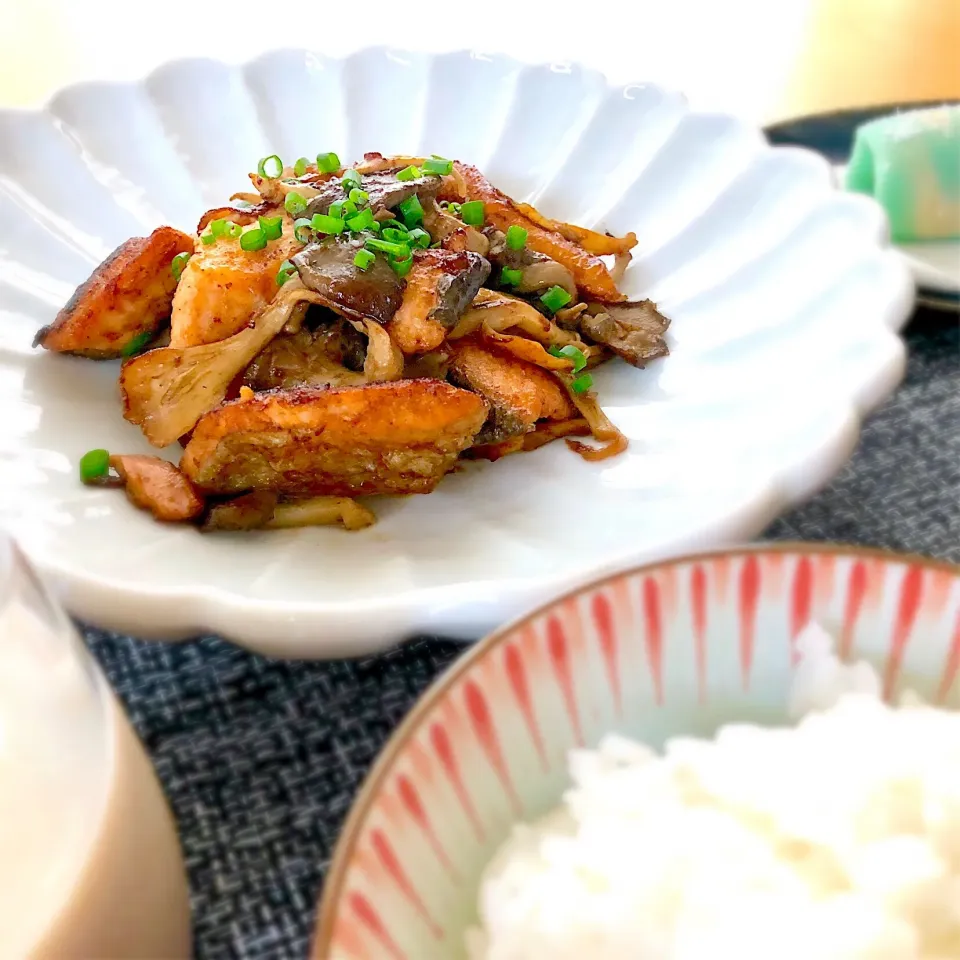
{"left": 293, "top": 156, "right": 310, "bottom": 177}
{"left": 353, "top": 249, "right": 376, "bottom": 271}
{"left": 276, "top": 260, "right": 297, "bottom": 287}
{"left": 348, "top": 187, "right": 369, "bottom": 206}
{"left": 381, "top": 226, "right": 409, "bottom": 243}
{"left": 407, "top": 227, "right": 431, "bottom": 248}
{"left": 540, "top": 285, "right": 573, "bottom": 313}
{"left": 570, "top": 373, "right": 593, "bottom": 394}
{"left": 210, "top": 218, "right": 231, "bottom": 237}
{"left": 285, "top": 192, "right": 308, "bottom": 217}
{"left": 398, "top": 194, "right": 424, "bottom": 227}
{"left": 121, "top": 331, "right": 154, "bottom": 357}
{"left": 342, "top": 200, "right": 358, "bottom": 218}
{"left": 79, "top": 448, "right": 110, "bottom": 484}
{"left": 311, "top": 213, "right": 345, "bottom": 235}
{"left": 225, "top": 222, "right": 243, "bottom": 238}
{"left": 364, "top": 238, "right": 410, "bottom": 259}
{"left": 390, "top": 254, "right": 414, "bottom": 278}
{"left": 460, "top": 200, "right": 484, "bottom": 226}
{"left": 548, "top": 344, "right": 588, "bottom": 373}
{"left": 423, "top": 157, "right": 453, "bottom": 176}
{"left": 259, "top": 215, "right": 283, "bottom": 241}
{"left": 396, "top": 165, "right": 422, "bottom": 182}
{"left": 294, "top": 218, "right": 314, "bottom": 243}
{"left": 506, "top": 225, "right": 528, "bottom": 250}
{"left": 326, "top": 200, "right": 344, "bottom": 220}
{"left": 316, "top": 152, "right": 341, "bottom": 173}
{"left": 448, "top": 201, "right": 462, "bottom": 214}
{"left": 201, "top": 232, "right": 217, "bottom": 246}
{"left": 257, "top": 155, "right": 283, "bottom": 179}
{"left": 171, "top": 251, "right": 191, "bottom": 281}
{"left": 239, "top": 225, "right": 267, "bottom": 252}
{"left": 501, "top": 267, "right": 523, "bottom": 286}
{"left": 365, "top": 220, "right": 381, "bottom": 234}
{"left": 346, "top": 208, "right": 376, "bottom": 232}
{"left": 341, "top": 168, "right": 362, "bottom": 189}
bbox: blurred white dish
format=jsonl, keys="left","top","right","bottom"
{"left": 0, "top": 49, "right": 912, "bottom": 657}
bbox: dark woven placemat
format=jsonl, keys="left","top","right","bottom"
{"left": 84, "top": 308, "right": 959, "bottom": 959}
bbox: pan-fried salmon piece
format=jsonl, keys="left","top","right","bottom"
{"left": 109, "top": 454, "right": 204, "bottom": 522}
{"left": 180, "top": 380, "right": 488, "bottom": 497}
{"left": 170, "top": 227, "right": 301, "bottom": 347}
{"left": 34, "top": 226, "right": 193, "bottom": 358}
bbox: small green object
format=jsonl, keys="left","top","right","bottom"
{"left": 423, "top": 157, "right": 453, "bottom": 176}
{"left": 257, "top": 154, "right": 283, "bottom": 179}
{"left": 540, "top": 285, "right": 572, "bottom": 313}
{"left": 398, "top": 194, "right": 424, "bottom": 227}
{"left": 570, "top": 373, "right": 593, "bottom": 394}
{"left": 364, "top": 237, "right": 410, "bottom": 259}
{"left": 210, "top": 218, "right": 232, "bottom": 237}
{"left": 353, "top": 249, "right": 376, "bottom": 271}
{"left": 501, "top": 267, "right": 523, "bottom": 286}
{"left": 121, "top": 331, "right": 154, "bottom": 357}
{"left": 171, "top": 251, "right": 191, "bottom": 282}
{"left": 276, "top": 259, "right": 297, "bottom": 286}
{"left": 259, "top": 215, "right": 283, "bottom": 241}
{"left": 396, "top": 165, "right": 422, "bottom": 182}
{"left": 293, "top": 156, "right": 310, "bottom": 177}
{"left": 341, "top": 168, "right": 363, "bottom": 189}
{"left": 448, "top": 201, "right": 461, "bottom": 215}
{"left": 346, "top": 208, "right": 376, "bottom": 232}
{"left": 327, "top": 200, "right": 345, "bottom": 219}
{"left": 79, "top": 448, "right": 110, "bottom": 484}
{"left": 311, "top": 213, "right": 346, "bottom": 235}
{"left": 381, "top": 226, "right": 409, "bottom": 244}
{"left": 239, "top": 226, "right": 268, "bottom": 251}
{"left": 285, "top": 192, "right": 308, "bottom": 217}
{"left": 201, "top": 232, "right": 217, "bottom": 246}
{"left": 549, "top": 344, "right": 587, "bottom": 373}
{"left": 506, "top": 225, "right": 527, "bottom": 250}
{"left": 316, "top": 152, "right": 341, "bottom": 173}
{"left": 342, "top": 200, "right": 358, "bottom": 218}
{"left": 390, "top": 254, "right": 414, "bottom": 278}
{"left": 294, "top": 218, "right": 314, "bottom": 243}
{"left": 365, "top": 220, "right": 381, "bottom": 234}
{"left": 407, "top": 227, "right": 431, "bottom": 248}
{"left": 348, "top": 187, "right": 369, "bottom": 206}
{"left": 460, "top": 200, "right": 484, "bottom": 226}
{"left": 224, "top": 222, "right": 243, "bottom": 239}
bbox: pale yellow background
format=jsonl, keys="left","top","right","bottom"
{"left": 0, "top": 0, "right": 957, "bottom": 118}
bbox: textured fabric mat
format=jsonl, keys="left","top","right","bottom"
{"left": 85, "top": 308, "right": 959, "bottom": 959}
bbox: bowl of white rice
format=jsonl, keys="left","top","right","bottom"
{"left": 314, "top": 544, "right": 960, "bottom": 960}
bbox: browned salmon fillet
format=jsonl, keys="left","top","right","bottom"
{"left": 34, "top": 226, "right": 194, "bottom": 358}
{"left": 448, "top": 338, "right": 576, "bottom": 444}
{"left": 180, "top": 380, "right": 488, "bottom": 497}
{"left": 110, "top": 454, "right": 205, "bottom": 522}
{"left": 170, "top": 226, "right": 301, "bottom": 347}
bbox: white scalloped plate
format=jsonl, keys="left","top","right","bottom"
{"left": 0, "top": 49, "right": 913, "bottom": 657}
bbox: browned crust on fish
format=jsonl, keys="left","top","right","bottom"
{"left": 110, "top": 454, "right": 205, "bottom": 522}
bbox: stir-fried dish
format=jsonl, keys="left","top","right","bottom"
{"left": 35, "top": 152, "right": 670, "bottom": 532}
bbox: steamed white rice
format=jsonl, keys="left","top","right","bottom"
{"left": 467, "top": 624, "right": 960, "bottom": 959}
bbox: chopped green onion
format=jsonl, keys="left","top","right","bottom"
{"left": 396, "top": 164, "right": 422, "bottom": 182}
{"left": 171, "top": 251, "right": 191, "bottom": 282}
{"left": 284, "top": 192, "right": 308, "bottom": 217}
{"left": 506, "top": 225, "right": 528, "bottom": 250}
{"left": 501, "top": 267, "right": 523, "bottom": 286}
{"left": 448, "top": 201, "right": 462, "bottom": 215}
{"left": 210, "top": 218, "right": 232, "bottom": 237}
{"left": 570, "top": 373, "right": 593, "bottom": 395}
{"left": 225, "top": 222, "right": 243, "bottom": 238}
{"left": 201, "top": 232, "right": 217, "bottom": 246}
{"left": 423, "top": 157, "right": 453, "bottom": 176}
{"left": 549, "top": 344, "right": 588, "bottom": 373}
{"left": 293, "top": 156, "right": 310, "bottom": 177}
{"left": 276, "top": 259, "right": 297, "bottom": 287}
{"left": 348, "top": 187, "right": 369, "bottom": 206}
{"left": 407, "top": 227, "right": 431, "bottom": 248}
{"left": 342, "top": 200, "right": 358, "bottom": 218}
{"left": 390, "top": 254, "right": 414, "bottom": 278}
{"left": 366, "top": 220, "right": 382, "bottom": 234}
{"left": 540, "top": 284, "right": 573, "bottom": 313}
{"left": 326, "top": 200, "right": 344, "bottom": 219}
{"left": 294, "top": 218, "right": 314, "bottom": 243}
{"left": 120, "top": 331, "right": 154, "bottom": 358}
{"left": 79, "top": 448, "right": 110, "bottom": 484}
{"left": 239, "top": 225, "right": 267, "bottom": 252}
{"left": 346, "top": 208, "right": 376, "bottom": 232}
{"left": 460, "top": 200, "right": 484, "bottom": 226}
{"left": 364, "top": 237, "right": 410, "bottom": 259}
{"left": 257, "top": 154, "right": 283, "bottom": 179}
{"left": 341, "top": 168, "right": 362, "bottom": 189}
{"left": 398, "top": 194, "right": 424, "bottom": 227}
{"left": 311, "top": 213, "right": 345, "bottom": 235}
{"left": 316, "top": 152, "right": 341, "bottom": 173}
{"left": 259, "top": 215, "right": 283, "bottom": 241}
{"left": 353, "top": 249, "right": 376, "bottom": 271}
{"left": 381, "top": 226, "right": 409, "bottom": 244}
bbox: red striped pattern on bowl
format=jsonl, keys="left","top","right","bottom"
{"left": 314, "top": 545, "right": 960, "bottom": 959}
